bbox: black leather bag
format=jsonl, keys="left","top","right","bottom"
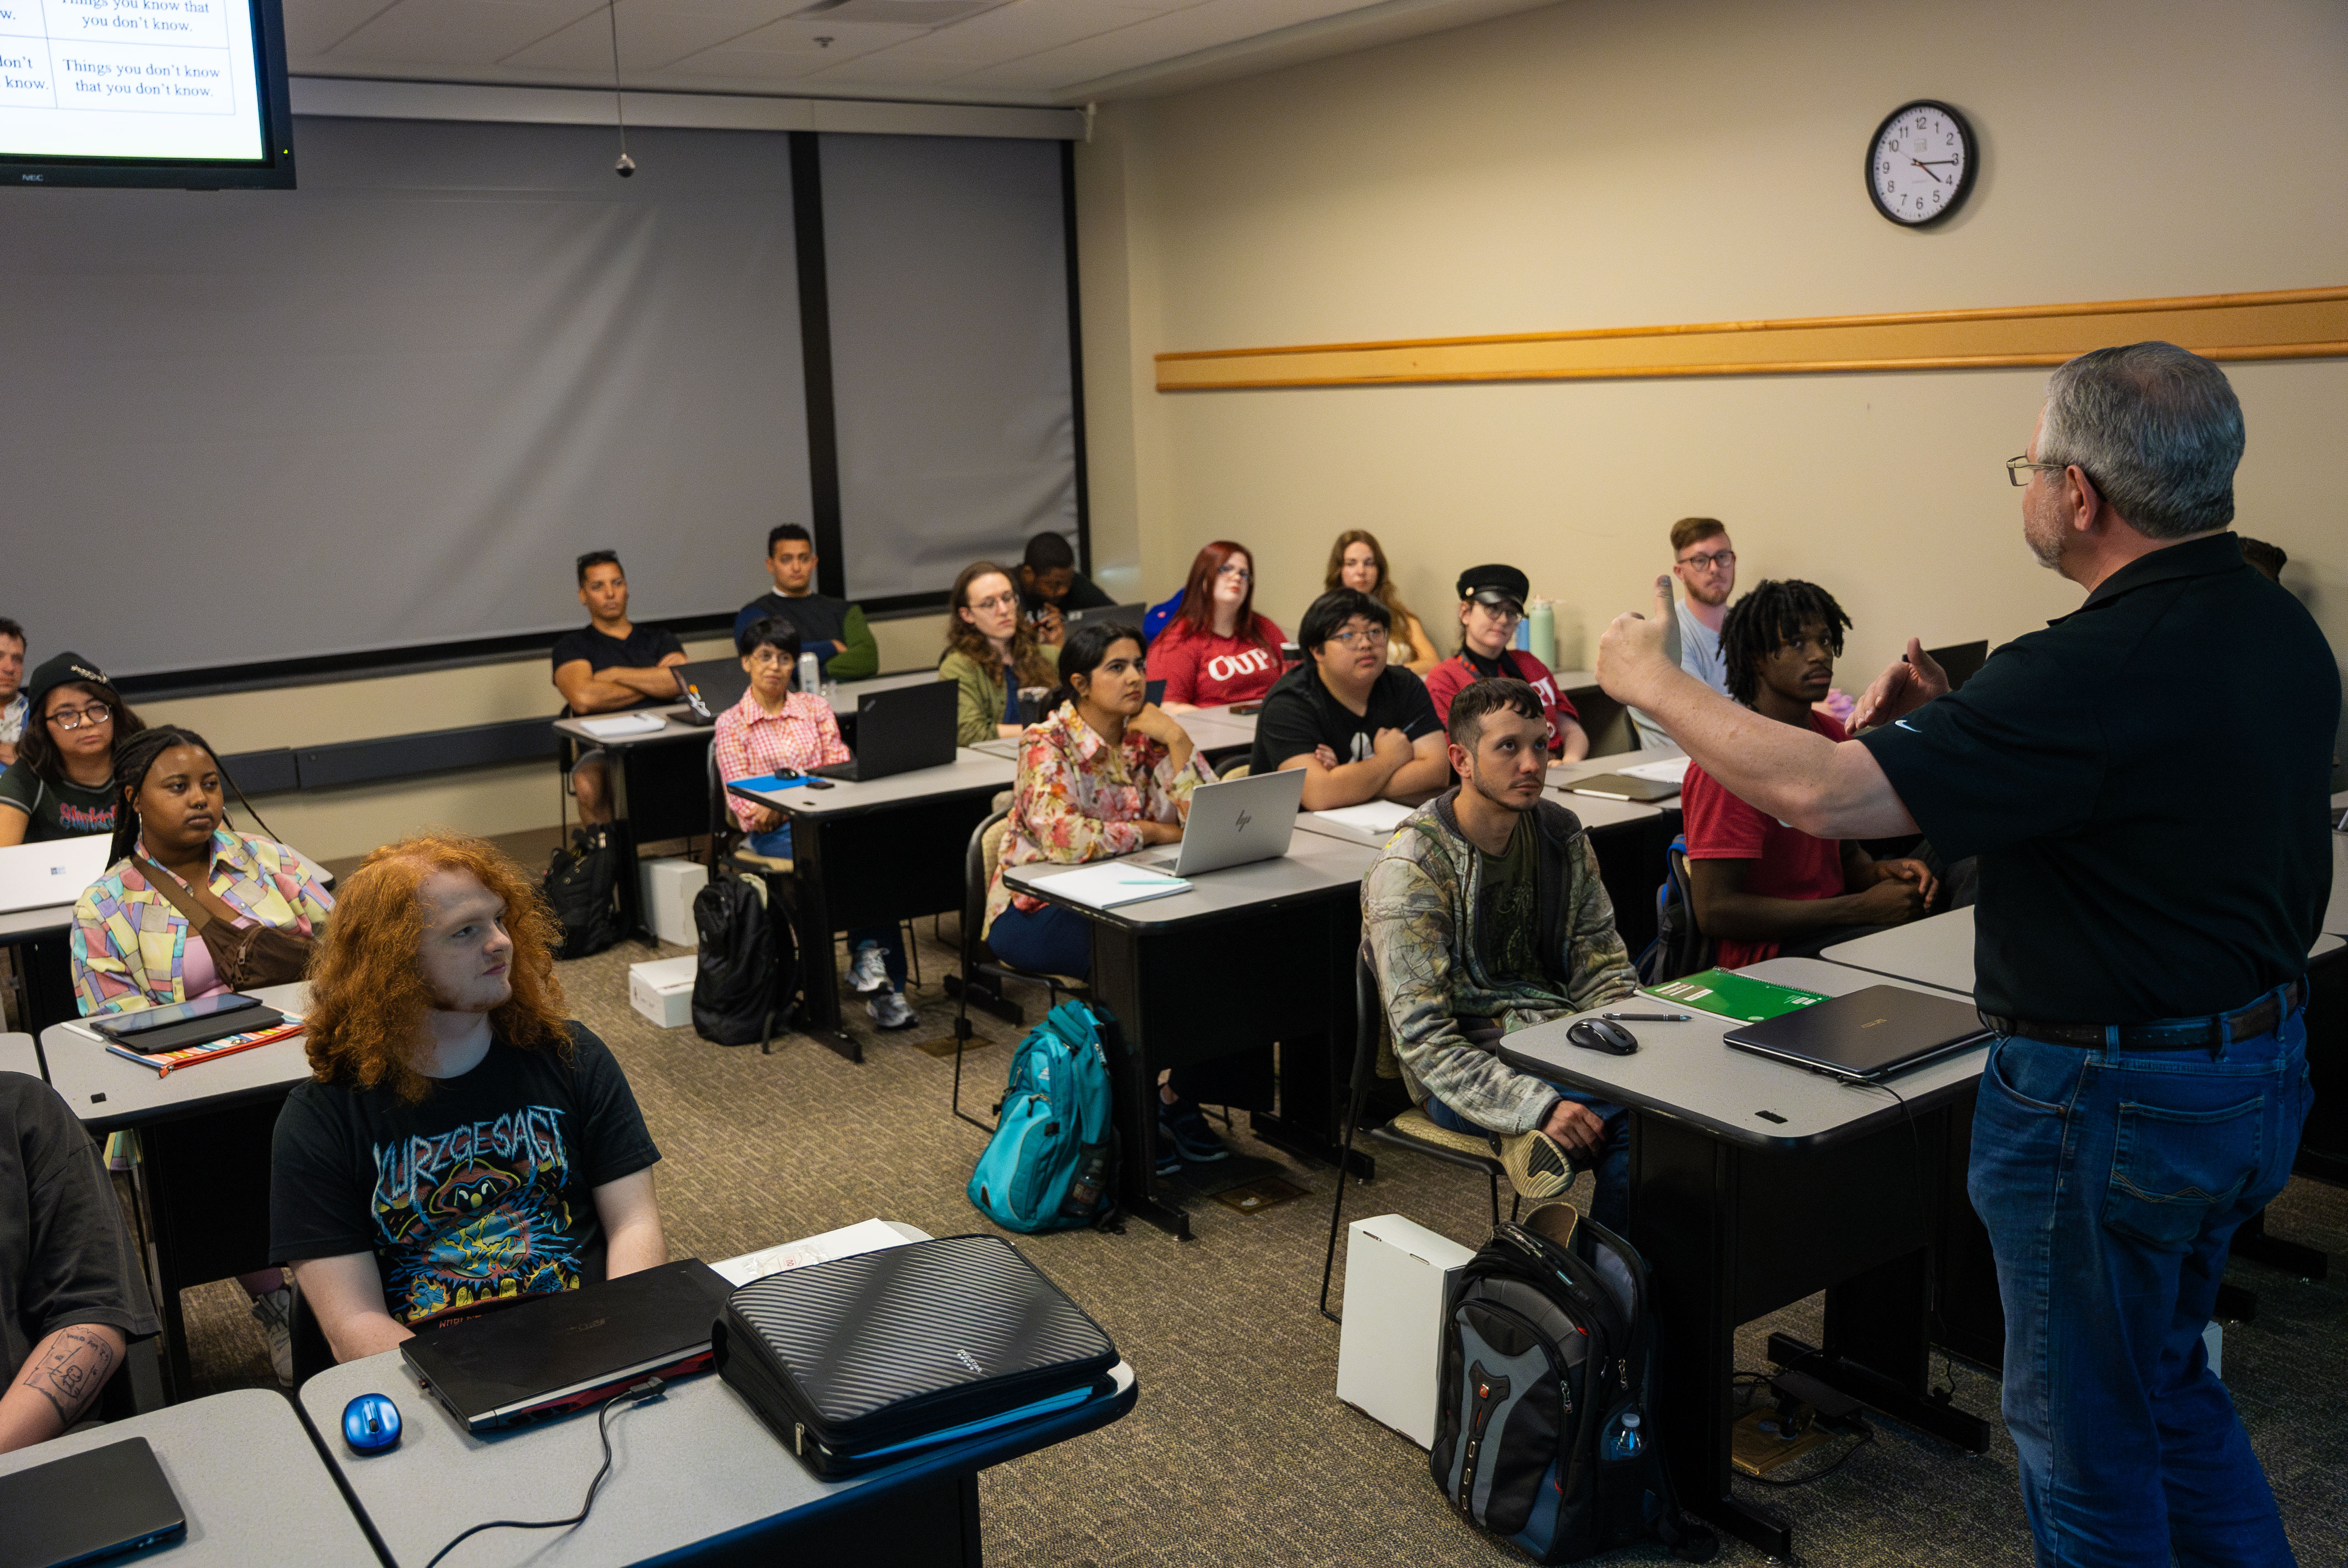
{"left": 690, "top": 872, "right": 794, "bottom": 1046}
{"left": 542, "top": 828, "right": 621, "bottom": 960}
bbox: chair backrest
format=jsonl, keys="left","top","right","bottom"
{"left": 1640, "top": 834, "right": 1713, "bottom": 984}
{"left": 1352, "top": 945, "right": 1387, "bottom": 1101}
{"left": 964, "top": 808, "right": 1011, "bottom": 969}
{"left": 1217, "top": 760, "right": 1252, "bottom": 780}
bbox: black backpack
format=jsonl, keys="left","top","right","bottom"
{"left": 1432, "top": 1206, "right": 1717, "bottom": 1564}
{"left": 691, "top": 871, "right": 796, "bottom": 1047}
{"left": 542, "top": 827, "right": 621, "bottom": 960}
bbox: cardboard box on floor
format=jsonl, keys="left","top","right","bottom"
{"left": 630, "top": 956, "right": 698, "bottom": 1029}
{"left": 1336, "top": 1213, "right": 1476, "bottom": 1448}
{"left": 638, "top": 857, "right": 702, "bottom": 948}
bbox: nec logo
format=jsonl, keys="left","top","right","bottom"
{"left": 953, "top": 1349, "right": 984, "bottom": 1375}
{"left": 1234, "top": 810, "right": 1253, "bottom": 832}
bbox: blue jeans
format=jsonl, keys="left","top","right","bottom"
{"left": 745, "top": 826, "right": 905, "bottom": 991}
{"left": 1424, "top": 1086, "right": 1631, "bottom": 1235}
{"left": 985, "top": 900, "right": 1093, "bottom": 978}
{"left": 1969, "top": 996, "right": 2309, "bottom": 1568}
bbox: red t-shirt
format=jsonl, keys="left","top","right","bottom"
{"left": 1145, "top": 615, "right": 1287, "bottom": 707}
{"left": 1681, "top": 710, "right": 1851, "bottom": 969}
{"left": 1422, "top": 650, "right": 1581, "bottom": 751}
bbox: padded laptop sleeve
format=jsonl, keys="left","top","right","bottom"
{"left": 713, "top": 1234, "right": 1119, "bottom": 1477}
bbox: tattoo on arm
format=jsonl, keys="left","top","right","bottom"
{"left": 20, "top": 1327, "right": 118, "bottom": 1426}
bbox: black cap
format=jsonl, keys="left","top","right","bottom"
{"left": 24, "top": 651, "right": 109, "bottom": 718}
{"left": 1455, "top": 564, "right": 1530, "bottom": 611}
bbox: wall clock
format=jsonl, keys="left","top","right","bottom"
{"left": 1867, "top": 100, "right": 1976, "bottom": 226}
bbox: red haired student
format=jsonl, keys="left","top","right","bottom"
{"left": 1145, "top": 541, "right": 1287, "bottom": 709}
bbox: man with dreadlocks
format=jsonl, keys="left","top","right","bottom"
{"left": 1678, "top": 580, "right": 1949, "bottom": 966}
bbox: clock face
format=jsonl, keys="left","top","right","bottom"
{"left": 1868, "top": 100, "right": 1976, "bottom": 226}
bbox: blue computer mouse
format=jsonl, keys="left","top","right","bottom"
{"left": 342, "top": 1392, "right": 403, "bottom": 1456}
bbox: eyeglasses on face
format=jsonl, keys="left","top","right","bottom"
{"left": 746, "top": 648, "right": 794, "bottom": 667}
{"left": 1328, "top": 625, "right": 1389, "bottom": 648}
{"left": 47, "top": 702, "right": 112, "bottom": 731}
{"left": 1471, "top": 601, "right": 1524, "bottom": 626}
{"left": 1675, "top": 549, "right": 1735, "bottom": 571}
{"left": 969, "top": 591, "right": 1018, "bottom": 613}
{"left": 2006, "top": 455, "right": 2067, "bottom": 487}
{"left": 1215, "top": 563, "right": 1253, "bottom": 581}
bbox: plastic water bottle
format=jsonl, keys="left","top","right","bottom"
{"left": 1512, "top": 617, "right": 1532, "bottom": 652}
{"left": 1604, "top": 1410, "right": 1644, "bottom": 1460}
{"left": 797, "top": 651, "right": 820, "bottom": 694}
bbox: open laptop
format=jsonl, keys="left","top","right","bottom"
{"left": 1723, "top": 984, "right": 1990, "bottom": 1082}
{"left": 1924, "top": 640, "right": 1989, "bottom": 694}
{"left": 674, "top": 657, "right": 751, "bottom": 723}
{"left": 0, "top": 835, "right": 111, "bottom": 916}
{"left": 815, "top": 680, "right": 958, "bottom": 783}
{"left": 401, "top": 1260, "right": 734, "bottom": 1433}
{"left": 1063, "top": 601, "right": 1151, "bottom": 640}
{"left": 0, "top": 1437, "right": 186, "bottom": 1568}
{"left": 1130, "top": 767, "right": 1304, "bottom": 876}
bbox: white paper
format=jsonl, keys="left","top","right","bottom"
{"left": 1615, "top": 757, "right": 1690, "bottom": 785}
{"left": 1032, "top": 860, "right": 1192, "bottom": 909}
{"left": 578, "top": 713, "right": 666, "bottom": 738}
{"left": 1313, "top": 800, "right": 1414, "bottom": 833}
{"left": 711, "top": 1218, "right": 913, "bottom": 1287}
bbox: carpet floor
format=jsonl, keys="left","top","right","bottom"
{"left": 177, "top": 920, "right": 2348, "bottom": 1566}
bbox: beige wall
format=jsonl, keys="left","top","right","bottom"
{"left": 1075, "top": 0, "right": 2347, "bottom": 748}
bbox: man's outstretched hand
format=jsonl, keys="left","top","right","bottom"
{"left": 1596, "top": 575, "right": 1680, "bottom": 708}
{"left": 1850, "top": 638, "right": 1948, "bottom": 730}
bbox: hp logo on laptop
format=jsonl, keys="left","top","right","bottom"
{"left": 1235, "top": 810, "right": 1253, "bottom": 833}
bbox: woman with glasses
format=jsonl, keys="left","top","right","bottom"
{"left": 940, "top": 561, "right": 1060, "bottom": 746}
{"left": 1325, "top": 530, "right": 1438, "bottom": 677}
{"left": 0, "top": 652, "right": 146, "bottom": 847}
{"left": 1424, "top": 565, "right": 1590, "bottom": 761}
{"left": 1146, "top": 541, "right": 1288, "bottom": 710}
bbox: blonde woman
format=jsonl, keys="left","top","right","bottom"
{"left": 1326, "top": 530, "right": 1438, "bottom": 676}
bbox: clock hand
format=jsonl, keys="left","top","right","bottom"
{"left": 1908, "top": 158, "right": 1945, "bottom": 184}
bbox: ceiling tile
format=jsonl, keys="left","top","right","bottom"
{"left": 947, "top": 0, "right": 1369, "bottom": 88}
{"left": 501, "top": 6, "right": 768, "bottom": 70}
{"left": 329, "top": 0, "right": 612, "bottom": 65}
{"left": 281, "top": 0, "right": 409, "bottom": 54}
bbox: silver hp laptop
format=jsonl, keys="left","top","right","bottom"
{"left": 0, "top": 835, "right": 112, "bottom": 916}
{"left": 1131, "top": 768, "right": 1304, "bottom": 876}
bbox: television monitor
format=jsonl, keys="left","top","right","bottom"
{"left": 0, "top": 0, "right": 294, "bottom": 188}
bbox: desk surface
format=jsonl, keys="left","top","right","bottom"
{"left": 0, "top": 1387, "right": 379, "bottom": 1563}
{"left": 554, "top": 673, "right": 944, "bottom": 747}
{"left": 1546, "top": 746, "right": 1686, "bottom": 807}
{"left": 0, "top": 1031, "right": 39, "bottom": 1079}
{"left": 1177, "top": 703, "right": 1259, "bottom": 749}
{"left": 43, "top": 982, "right": 312, "bottom": 1129}
{"left": 1821, "top": 905, "right": 2347, "bottom": 995}
{"left": 738, "top": 749, "right": 1015, "bottom": 818}
{"left": 1006, "top": 829, "right": 1376, "bottom": 931}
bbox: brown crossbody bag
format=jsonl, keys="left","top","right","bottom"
{"left": 134, "top": 854, "right": 315, "bottom": 991}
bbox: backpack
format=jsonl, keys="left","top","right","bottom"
{"left": 1635, "top": 834, "right": 1709, "bottom": 987}
{"left": 966, "top": 1000, "right": 1119, "bottom": 1234}
{"left": 543, "top": 827, "right": 621, "bottom": 960}
{"left": 691, "top": 871, "right": 797, "bottom": 1047}
{"left": 1432, "top": 1207, "right": 1717, "bottom": 1564}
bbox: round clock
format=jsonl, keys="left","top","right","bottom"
{"left": 1866, "top": 100, "right": 1976, "bottom": 226}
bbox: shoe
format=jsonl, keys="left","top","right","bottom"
{"left": 1498, "top": 1127, "right": 1576, "bottom": 1201}
{"left": 1159, "top": 1100, "right": 1232, "bottom": 1163}
{"left": 847, "top": 942, "right": 890, "bottom": 996}
{"left": 866, "top": 991, "right": 917, "bottom": 1030}
{"left": 251, "top": 1286, "right": 295, "bottom": 1388}
{"left": 1154, "top": 1142, "right": 1182, "bottom": 1179}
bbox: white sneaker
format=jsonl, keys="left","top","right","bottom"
{"left": 847, "top": 942, "right": 891, "bottom": 996}
{"left": 251, "top": 1286, "right": 295, "bottom": 1387}
{"left": 867, "top": 991, "right": 917, "bottom": 1030}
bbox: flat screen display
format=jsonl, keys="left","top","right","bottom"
{"left": 0, "top": 0, "right": 292, "bottom": 185}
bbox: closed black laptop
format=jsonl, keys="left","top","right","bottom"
{"left": 815, "top": 681, "right": 958, "bottom": 783}
{"left": 1723, "top": 984, "right": 1990, "bottom": 1082}
{"left": 675, "top": 658, "right": 752, "bottom": 721}
{"left": 1567, "top": 773, "right": 1680, "bottom": 802}
{"left": 401, "top": 1259, "right": 733, "bottom": 1432}
{"left": 0, "top": 1438, "right": 185, "bottom": 1568}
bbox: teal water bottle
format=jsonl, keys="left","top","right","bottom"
{"left": 1528, "top": 599, "right": 1556, "bottom": 667}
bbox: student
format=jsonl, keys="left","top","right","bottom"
{"left": 1362, "top": 679, "right": 1638, "bottom": 1220}
{"left": 1423, "top": 564, "right": 1591, "bottom": 761}
{"left": 1145, "top": 541, "right": 1287, "bottom": 709}
{"left": 271, "top": 833, "right": 667, "bottom": 1362}
{"left": 0, "top": 1072, "right": 157, "bottom": 1454}
{"left": 0, "top": 617, "right": 24, "bottom": 770}
{"left": 715, "top": 616, "right": 915, "bottom": 1030}
{"left": 1326, "top": 531, "right": 1438, "bottom": 676}
{"left": 553, "top": 550, "right": 687, "bottom": 826}
{"left": 1016, "top": 530, "right": 1115, "bottom": 646}
{"left": 0, "top": 652, "right": 146, "bottom": 848}
{"left": 1630, "top": 517, "right": 1738, "bottom": 749}
{"left": 732, "top": 524, "right": 879, "bottom": 680}
{"left": 981, "top": 623, "right": 1238, "bottom": 1170}
{"left": 1248, "top": 589, "right": 1447, "bottom": 809}
{"left": 1681, "top": 581, "right": 1947, "bottom": 967}
{"left": 939, "top": 561, "right": 1058, "bottom": 746}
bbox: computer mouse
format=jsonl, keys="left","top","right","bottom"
{"left": 1568, "top": 1018, "right": 1639, "bottom": 1056}
{"left": 343, "top": 1392, "right": 403, "bottom": 1456}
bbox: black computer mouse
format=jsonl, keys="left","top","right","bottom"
{"left": 343, "top": 1392, "right": 403, "bottom": 1456}
{"left": 1568, "top": 1018, "right": 1639, "bottom": 1056}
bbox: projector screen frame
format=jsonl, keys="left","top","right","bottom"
{"left": 2, "top": 0, "right": 297, "bottom": 190}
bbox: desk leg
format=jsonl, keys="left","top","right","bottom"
{"left": 1092, "top": 927, "right": 1190, "bottom": 1241}
{"left": 1767, "top": 1247, "right": 1991, "bottom": 1456}
{"left": 1243, "top": 888, "right": 1355, "bottom": 1170}
{"left": 789, "top": 819, "right": 862, "bottom": 1064}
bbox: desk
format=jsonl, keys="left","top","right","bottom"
{"left": 1006, "top": 832, "right": 1378, "bottom": 1238}
{"left": 1177, "top": 703, "right": 1259, "bottom": 752}
{"left": 1498, "top": 955, "right": 1993, "bottom": 1558}
{"left": 0, "top": 1386, "right": 380, "bottom": 1562}
{"left": 1, "top": 1031, "right": 39, "bottom": 1079}
{"left": 1544, "top": 745, "right": 1687, "bottom": 802}
{"left": 44, "top": 982, "right": 312, "bottom": 1398}
{"left": 740, "top": 750, "right": 1015, "bottom": 1060}
{"left": 551, "top": 706, "right": 710, "bottom": 944}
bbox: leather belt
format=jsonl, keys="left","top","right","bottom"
{"left": 1981, "top": 980, "right": 2304, "bottom": 1051}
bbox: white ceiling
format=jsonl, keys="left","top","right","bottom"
{"left": 285, "top": 0, "right": 1561, "bottom": 106}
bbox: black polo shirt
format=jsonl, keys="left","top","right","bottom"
{"left": 1858, "top": 533, "right": 2336, "bottom": 1024}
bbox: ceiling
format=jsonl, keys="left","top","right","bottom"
{"left": 283, "top": 0, "right": 1560, "bottom": 106}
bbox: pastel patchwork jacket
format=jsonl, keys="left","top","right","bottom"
{"left": 983, "top": 703, "right": 1213, "bottom": 938}
{"left": 1362, "top": 791, "right": 1638, "bottom": 1135}
{"left": 71, "top": 829, "right": 334, "bottom": 1016}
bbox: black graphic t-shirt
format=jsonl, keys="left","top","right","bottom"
{"left": 0, "top": 766, "right": 117, "bottom": 842}
{"left": 268, "top": 1024, "right": 660, "bottom": 1326}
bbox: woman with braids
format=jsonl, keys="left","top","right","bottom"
{"left": 1680, "top": 579, "right": 1963, "bottom": 965}
{"left": 270, "top": 833, "right": 666, "bottom": 1365}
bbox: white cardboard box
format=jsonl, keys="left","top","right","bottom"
{"left": 1336, "top": 1213, "right": 1477, "bottom": 1448}
{"left": 638, "top": 858, "right": 703, "bottom": 948}
{"left": 629, "top": 955, "right": 698, "bottom": 1030}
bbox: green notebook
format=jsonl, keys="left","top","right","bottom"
{"left": 1644, "top": 968, "right": 1830, "bottom": 1024}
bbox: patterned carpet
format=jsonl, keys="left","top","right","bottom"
{"left": 177, "top": 919, "right": 2348, "bottom": 1566}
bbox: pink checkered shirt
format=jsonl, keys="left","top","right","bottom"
{"left": 713, "top": 689, "right": 850, "bottom": 831}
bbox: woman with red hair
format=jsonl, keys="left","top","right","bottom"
{"left": 1145, "top": 541, "right": 1287, "bottom": 710}
{"left": 269, "top": 832, "right": 668, "bottom": 1364}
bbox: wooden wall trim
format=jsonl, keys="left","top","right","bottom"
{"left": 1154, "top": 286, "right": 2348, "bottom": 391}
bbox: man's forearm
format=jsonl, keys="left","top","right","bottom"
{"left": 605, "top": 1216, "right": 670, "bottom": 1278}
{"left": 1297, "top": 756, "right": 1396, "bottom": 809}
{"left": 610, "top": 664, "right": 683, "bottom": 698}
{"left": 1630, "top": 667, "right": 1916, "bottom": 838}
{"left": 1696, "top": 885, "right": 1885, "bottom": 941}
{"left": 0, "top": 1324, "right": 125, "bottom": 1454}
{"left": 1387, "top": 750, "right": 1451, "bottom": 803}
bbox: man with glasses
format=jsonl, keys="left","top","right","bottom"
{"left": 1630, "top": 517, "right": 1739, "bottom": 750}
{"left": 1597, "top": 343, "right": 2330, "bottom": 1566}
{"left": 0, "top": 618, "right": 25, "bottom": 770}
{"left": 553, "top": 551, "right": 687, "bottom": 826}
{"left": 1249, "top": 589, "right": 1447, "bottom": 809}
{"left": 1424, "top": 564, "right": 1591, "bottom": 760}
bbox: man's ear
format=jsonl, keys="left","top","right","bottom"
{"left": 1446, "top": 739, "right": 1470, "bottom": 777}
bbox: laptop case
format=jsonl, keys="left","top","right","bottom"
{"left": 95, "top": 1003, "right": 280, "bottom": 1055}
{"left": 1722, "top": 984, "right": 1990, "bottom": 1081}
{"left": 712, "top": 1234, "right": 1119, "bottom": 1477}
{"left": 0, "top": 1438, "right": 185, "bottom": 1568}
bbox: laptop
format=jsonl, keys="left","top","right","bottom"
{"left": 0, "top": 835, "right": 112, "bottom": 916}
{"left": 1567, "top": 773, "right": 1681, "bottom": 803}
{"left": 1130, "top": 768, "right": 1304, "bottom": 876}
{"left": 1723, "top": 984, "right": 1991, "bottom": 1083}
{"left": 1924, "top": 640, "right": 1989, "bottom": 694}
{"left": 814, "top": 680, "right": 959, "bottom": 783}
{"left": 1062, "top": 601, "right": 1151, "bottom": 640}
{"left": 0, "top": 1437, "right": 186, "bottom": 1568}
{"left": 401, "top": 1260, "right": 734, "bottom": 1433}
{"left": 674, "top": 657, "right": 751, "bottom": 724}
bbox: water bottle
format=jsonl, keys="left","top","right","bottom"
{"left": 796, "top": 651, "right": 820, "bottom": 694}
{"left": 1528, "top": 597, "right": 1556, "bottom": 668}
{"left": 1512, "top": 616, "right": 1532, "bottom": 652}
{"left": 1604, "top": 1409, "right": 1643, "bottom": 1460}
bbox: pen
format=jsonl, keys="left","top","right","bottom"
{"left": 1603, "top": 1012, "right": 1691, "bottom": 1023}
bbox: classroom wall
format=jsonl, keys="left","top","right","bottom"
{"left": 1074, "top": 0, "right": 2348, "bottom": 751}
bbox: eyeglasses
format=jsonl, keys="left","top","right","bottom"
{"left": 1470, "top": 601, "right": 1524, "bottom": 626}
{"left": 1215, "top": 564, "right": 1253, "bottom": 582}
{"left": 1676, "top": 549, "right": 1736, "bottom": 571}
{"left": 968, "top": 592, "right": 1018, "bottom": 613}
{"left": 2006, "top": 455, "right": 2066, "bottom": 487}
{"left": 1327, "top": 625, "right": 1389, "bottom": 648}
{"left": 745, "top": 647, "right": 793, "bottom": 667}
{"left": 47, "top": 702, "right": 111, "bottom": 731}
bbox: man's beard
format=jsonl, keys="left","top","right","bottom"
{"left": 2022, "top": 496, "right": 2064, "bottom": 570}
{"left": 1682, "top": 575, "right": 1729, "bottom": 608}
{"left": 1470, "top": 764, "right": 1539, "bottom": 814}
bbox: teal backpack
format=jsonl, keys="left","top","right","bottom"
{"left": 966, "top": 1000, "right": 1119, "bottom": 1232}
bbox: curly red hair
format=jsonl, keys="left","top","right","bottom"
{"left": 303, "top": 832, "right": 573, "bottom": 1103}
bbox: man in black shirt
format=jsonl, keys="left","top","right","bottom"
{"left": 732, "top": 524, "right": 879, "bottom": 680}
{"left": 272, "top": 834, "right": 667, "bottom": 1363}
{"left": 553, "top": 550, "right": 687, "bottom": 824}
{"left": 1016, "top": 530, "right": 1115, "bottom": 646}
{"left": 1250, "top": 589, "right": 1446, "bottom": 809}
{"left": 1596, "top": 343, "right": 2330, "bottom": 1566}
